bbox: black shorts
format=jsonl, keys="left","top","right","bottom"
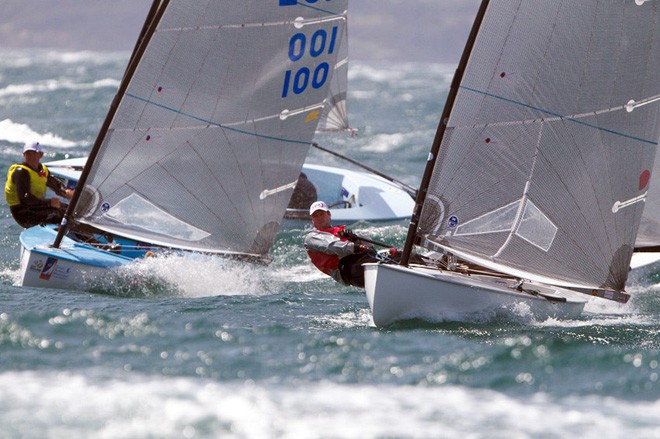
{"left": 10, "top": 204, "right": 66, "bottom": 229}
{"left": 338, "top": 252, "right": 376, "bottom": 288}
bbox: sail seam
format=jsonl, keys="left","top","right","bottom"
{"left": 458, "top": 85, "right": 659, "bottom": 146}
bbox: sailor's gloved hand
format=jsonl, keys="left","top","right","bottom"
{"left": 338, "top": 229, "right": 358, "bottom": 241}
{"left": 354, "top": 243, "right": 376, "bottom": 254}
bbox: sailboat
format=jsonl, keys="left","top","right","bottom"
{"left": 18, "top": 0, "right": 349, "bottom": 290}
{"left": 363, "top": 0, "right": 660, "bottom": 326}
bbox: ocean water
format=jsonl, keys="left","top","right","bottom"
{"left": 1, "top": 49, "right": 659, "bottom": 439}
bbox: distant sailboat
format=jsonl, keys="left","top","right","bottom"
{"left": 631, "top": 152, "right": 660, "bottom": 273}
{"left": 364, "top": 0, "right": 660, "bottom": 326}
{"left": 288, "top": 18, "right": 415, "bottom": 223}
{"left": 315, "top": 15, "right": 352, "bottom": 135}
{"left": 18, "top": 0, "right": 349, "bottom": 290}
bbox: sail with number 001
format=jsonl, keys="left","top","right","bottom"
{"left": 18, "top": 0, "right": 349, "bottom": 290}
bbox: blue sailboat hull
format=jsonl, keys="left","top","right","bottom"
{"left": 18, "top": 225, "right": 137, "bottom": 290}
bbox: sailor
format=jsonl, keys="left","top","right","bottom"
{"left": 4, "top": 141, "right": 74, "bottom": 228}
{"left": 287, "top": 172, "right": 317, "bottom": 210}
{"left": 304, "top": 200, "right": 375, "bottom": 287}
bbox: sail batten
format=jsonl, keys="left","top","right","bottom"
{"left": 123, "top": 92, "right": 325, "bottom": 144}
{"left": 157, "top": 14, "right": 346, "bottom": 33}
{"left": 458, "top": 85, "right": 659, "bottom": 145}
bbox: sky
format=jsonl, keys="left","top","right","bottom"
{"left": 0, "top": 0, "right": 480, "bottom": 63}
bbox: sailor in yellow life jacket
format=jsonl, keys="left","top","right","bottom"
{"left": 4, "top": 141, "right": 73, "bottom": 228}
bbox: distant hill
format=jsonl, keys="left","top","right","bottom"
{"left": 0, "top": 0, "right": 478, "bottom": 63}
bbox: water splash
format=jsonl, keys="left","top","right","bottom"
{"left": 84, "top": 253, "right": 274, "bottom": 298}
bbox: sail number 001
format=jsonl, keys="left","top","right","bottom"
{"left": 282, "top": 26, "right": 338, "bottom": 98}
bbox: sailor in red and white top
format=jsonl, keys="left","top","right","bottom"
{"left": 303, "top": 201, "right": 374, "bottom": 287}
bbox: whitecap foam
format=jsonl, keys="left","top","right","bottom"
{"left": 0, "top": 370, "right": 657, "bottom": 438}
{"left": 349, "top": 62, "right": 455, "bottom": 84}
{"left": 0, "top": 119, "right": 80, "bottom": 148}
{"left": 0, "top": 49, "right": 129, "bottom": 68}
{"left": 0, "top": 77, "right": 120, "bottom": 98}
{"left": 268, "top": 264, "right": 327, "bottom": 283}
{"left": 43, "top": 50, "right": 129, "bottom": 65}
{"left": 362, "top": 132, "right": 409, "bottom": 153}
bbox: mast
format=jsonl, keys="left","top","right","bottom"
{"left": 53, "top": 0, "right": 169, "bottom": 248}
{"left": 399, "top": 0, "right": 491, "bottom": 266}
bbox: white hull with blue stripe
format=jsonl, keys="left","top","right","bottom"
{"left": 19, "top": 225, "right": 135, "bottom": 290}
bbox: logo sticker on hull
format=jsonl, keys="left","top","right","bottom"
{"left": 39, "top": 257, "right": 58, "bottom": 280}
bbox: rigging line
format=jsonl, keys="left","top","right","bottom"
{"left": 125, "top": 92, "right": 313, "bottom": 146}
{"left": 459, "top": 85, "right": 659, "bottom": 146}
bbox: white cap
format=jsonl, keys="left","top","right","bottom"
{"left": 23, "top": 142, "right": 43, "bottom": 153}
{"left": 309, "top": 200, "right": 330, "bottom": 215}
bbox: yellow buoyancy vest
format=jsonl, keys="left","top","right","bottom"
{"left": 5, "top": 164, "right": 49, "bottom": 207}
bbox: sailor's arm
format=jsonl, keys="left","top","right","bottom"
{"left": 304, "top": 231, "right": 355, "bottom": 257}
{"left": 46, "top": 173, "right": 73, "bottom": 199}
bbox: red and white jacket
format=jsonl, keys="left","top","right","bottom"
{"left": 304, "top": 225, "right": 355, "bottom": 284}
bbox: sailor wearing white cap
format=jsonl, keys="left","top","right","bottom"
{"left": 303, "top": 200, "right": 375, "bottom": 287}
{"left": 4, "top": 141, "right": 73, "bottom": 228}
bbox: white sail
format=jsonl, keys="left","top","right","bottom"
{"left": 72, "top": 0, "right": 349, "bottom": 258}
{"left": 415, "top": 0, "right": 660, "bottom": 291}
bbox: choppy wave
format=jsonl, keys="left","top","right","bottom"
{"left": 0, "top": 78, "right": 119, "bottom": 98}
{"left": 1, "top": 371, "right": 658, "bottom": 438}
{"left": 349, "top": 62, "right": 455, "bottom": 84}
{"left": 0, "top": 119, "right": 80, "bottom": 148}
{"left": 0, "top": 49, "right": 130, "bottom": 69}
{"left": 0, "top": 48, "right": 658, "bottom": 439}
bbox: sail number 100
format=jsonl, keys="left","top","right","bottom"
{"left": 282, "top": 26, "right": 338, "bottom": 98}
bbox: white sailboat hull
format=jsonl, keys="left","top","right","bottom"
{"left": 20, "top": 246, "right": 113, "bottom": 290}
{"left": 363, "top": 263, "right": 587, "bottom": 327}
{"left": 628, "top": 252, "right": 660, "bottom": 284}
{"left": 289, "top": 163, "right": 414, "bottom": 223}
{"left": 630, "top": 252, "right": 660, "bottom": 271}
